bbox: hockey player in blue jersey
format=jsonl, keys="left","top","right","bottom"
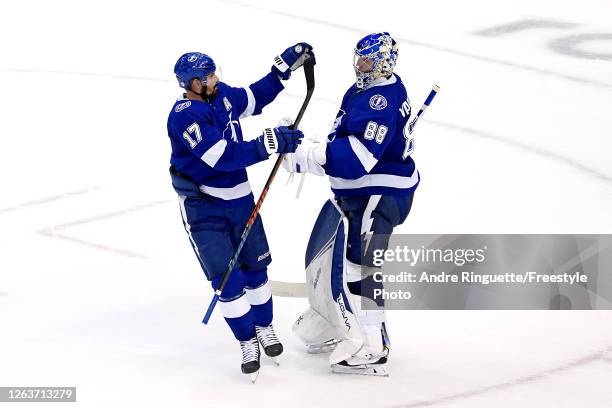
{"left": 167, "top": 44, "right": 312, "bottom": 379}
{"left": 284, "top": 33, "right": 416, "bottom": 376}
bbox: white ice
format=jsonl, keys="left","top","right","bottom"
{"left": 1, "top": 0, "right": 612, "bottom": 407}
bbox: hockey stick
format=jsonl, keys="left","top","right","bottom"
{"left": 402, "top": 83, "right": 439, "bottom": 160}
{"left": 202, "top": 57, "right": 316, "bottom": 325}
{"left": 409, "top": 83, "right": 440, "bottom": 133}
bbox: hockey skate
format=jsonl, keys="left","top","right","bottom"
{"left": 331, "top": 355, "right": 389, "bottom": 377}
{"left": 255, "top": 324, "right": 283, "bottom": 365}
{"left": 239, "top": 337, "right": 260, "bottom": 383}
{"left": 331, "top": 325, "right": 390, "bottom": 377}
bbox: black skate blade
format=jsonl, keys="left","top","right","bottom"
{"left": 331, "top": 361, "right": 389, "bottom": 377}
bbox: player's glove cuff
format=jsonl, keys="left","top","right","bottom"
{"left": 261, "top": 127, "right": 278, "bottom": 155}
{"left": 273, "top": 55, "right": 290, "bottom": 74}
{"left": 272, "top": 55, "right": 291, "bottom": 80}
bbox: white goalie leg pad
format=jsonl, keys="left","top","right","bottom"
{"left": 292, "top": 307, "right": 339, "bottom": 352}
{"left": 301, "top": 199, "right": 366, "bottom": 363}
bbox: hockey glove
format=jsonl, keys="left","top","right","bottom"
{"left": 272, "top": 43, "right": 315, "bottom": 80}
{"left": 282, "top": 138, "right": 326, "bottom": 176}
{"left": 256, "top": 126, "right": 304, "bottom": 156}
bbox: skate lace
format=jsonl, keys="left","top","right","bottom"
{"left": 256, "top": 325, "right": 279, "bottom": 347}
{"left": 240, "top": 338, "right": 259, "bottom": 363}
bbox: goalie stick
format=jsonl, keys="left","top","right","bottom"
{"left": 402, "top": 83, "right": 440, "bottom": 159}
{"left": 202, "top": 56, "right": 316, "bottom": 325}
{"left": 409, "top": 84, "right": 440, "bottom": 133}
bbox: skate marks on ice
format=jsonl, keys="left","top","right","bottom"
{"left": 473, "top": 19, "right": 580, "bottom": 37}
{"left": 474, "top": 20, "right": 612, "bottom": 62}
{"left": 38, "top": 199, "right": 172, "bottom": 260}
{"left": 397, "top": 345, "right": 612, "bottom": 408}
{"left": 550, "top": 34, "right": 612, "bottom": 62}
{"left": 217, "top": 0, "right": 612, "bottom": 89}
{"left": 30, "top": 192, "right": 311, "bottom": 297}
{"left": 0, "top": 186, "right": 103, "bottom": 214}
{"left": 429, "top": 120, "right": 612, "bottom": 186}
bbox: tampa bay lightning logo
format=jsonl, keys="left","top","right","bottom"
{"left": 187, "top": 54, "right": 198, "bottom": 62}
{"left": 369, "top": 94, "right": 387, "bottom": 110}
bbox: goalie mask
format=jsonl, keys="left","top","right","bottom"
{"left": 353, "top": 32, "right": 399, "bottom": 89}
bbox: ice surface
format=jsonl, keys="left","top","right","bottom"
{"left": 1, "top": 0, "right": 611, "bottom": 406}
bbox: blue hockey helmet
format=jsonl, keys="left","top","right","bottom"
{"left": 353, "top": 32, "right": 398, "bottom": 89}
{"left": 174, "top": 52, "right": 217, "bottom": 90}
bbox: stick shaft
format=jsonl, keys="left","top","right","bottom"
{"left": 202, "top": 58, "right": 316, "bottom": 324}
{"left": 409, "top": 84, "right": 440, "bottom": 133}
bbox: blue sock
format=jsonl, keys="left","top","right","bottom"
{"left": 211, "top": 269, "right": 254, "bottom": 341}
{"left": 243, "top": 268, "right": 273, "bottom": 327}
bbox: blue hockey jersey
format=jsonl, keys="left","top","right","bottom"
{"left": 167, "top": 72, "right": 284, "bottom": 206}
{"left": 323, "top": 74, "right": 419, "bottom": 197}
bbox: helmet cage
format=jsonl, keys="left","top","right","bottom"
{"left": 353, "top": 33, "right": 398, "bottom": 89}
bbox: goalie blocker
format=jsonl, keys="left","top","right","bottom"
{"left": 293, "top": 194, "right": 413, "bottom": 376}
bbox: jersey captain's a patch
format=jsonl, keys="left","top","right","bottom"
{"left": 369, "top": 94, "right": 387, "bottom": 110}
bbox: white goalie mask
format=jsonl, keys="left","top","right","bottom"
{"left": 353, "top": 32, "right": 399, "bottom": 89}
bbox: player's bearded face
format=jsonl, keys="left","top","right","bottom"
{"left": 204, "top": 73, "right": 219, "bottom": 97}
